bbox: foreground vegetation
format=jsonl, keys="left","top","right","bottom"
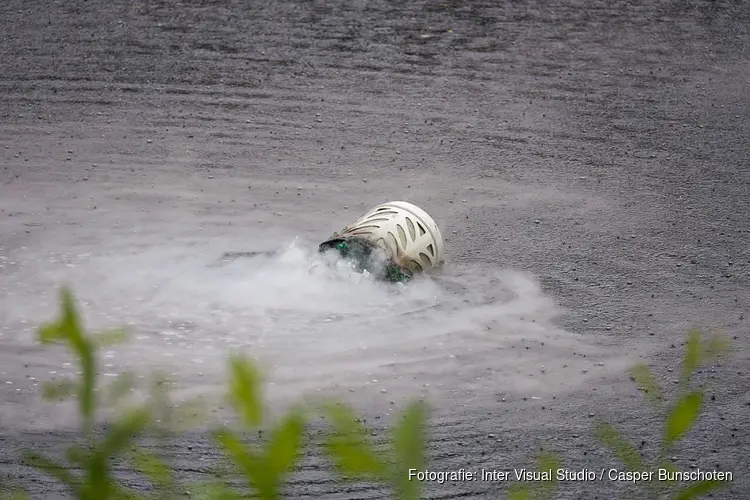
{"left": 0, "top": 287, "right": 734, "bottom": 499}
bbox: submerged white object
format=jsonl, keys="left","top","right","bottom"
{"left": 336, "top": 201, "right": 445, "bottom": 274}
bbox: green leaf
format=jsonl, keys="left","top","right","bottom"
{"left": 65, "top": 445, "right": 91, "bottom": 468}
{"left": 42, "top": 378, "right": 78, "bottom": 401}
{"left": 594, "top": 422, "right": 646, "bottom": 471}
{"left": 130, "top": 447, "right": 176, "bottom": 491}
{"left": 682, "top": 329, "right": 702, "bottom": 382}
{"left": 37, "top": 289, "right": 76, "bottom": 344}
{"left": 213, "top": 427, "right": 263, "bottom": 494}
{"left": 227, "top": 354, "right": 264, "bottom": 428}
{"left": 672, "top": 479, "right": 729, "bottom": 500}
{"left": 507, "top": 484, "right": 533, "bottom": 500}
{"left": 629, "top": 363, "right": 663, "bottom": 406}
{"left": 264, "top": 407, "right": 306, "bottom": 477}
{"left": 321, "top": 402, "right": 387, "bottom": 480}
{"left": 186, "top": 481, "right": 245, "bottom": 500}
{"left": 681, "top": 330, "right": 730, "bottom": 386}
{"left": 664, "top": 392, "right": 703, "bottom": 446}
{"left": 110, "top": 484, "right": 147, "bottom": 500}
{"left": 97, "top": 408, "right": 152, "bottom": 460}
{"left": 38, "top": 287, "right": 98, "bottom": 432}
{"left": 23, "top": 451, "right": 82, "bottom": 494}
{"left": 537, "top": 452, "right": 561, "bottom": 500}
{"left": 79, "top": 408, "right": 151, "bottom": 498}
{"left": 392, "top": 401, "right": 428, "bottom": 500}
{"left": 38, "top": 287, "right": 84, "bottom": 345}
{"left": 0, "top": 491, "right": 31, "bottom": 500}
{"left": 659, "top": 462, "right": 680, "bottom": 483}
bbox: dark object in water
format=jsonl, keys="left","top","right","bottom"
{"left": 212, "top": 201, "right": 444, "bottom": 284}
{"left": 210, "top": 251, "right": 275, "bottom": 267}
{"left": 318, "top": 235, "right": 413, "bottom": 283}
{"left": 318, "top": 201, "right": 445, "bottom": 283}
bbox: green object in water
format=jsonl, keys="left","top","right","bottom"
{"left": 386, "top": 264, "right": 411, "bottom": 282}
{"left": 319, "top": 236, "right": 412, "bottom": 283}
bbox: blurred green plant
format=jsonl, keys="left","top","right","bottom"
{"left": 207, "top": 354, "right": 307, "bottom": 500}
{"left": 125, "top": 372, "right": 210, "bottom": 500}
{"left": 2, "top": 287, "right": 447, "bottom": 500}
{"left": 320, "top": 399, "right": 427, "bottom": 500}
{"left": 594, "top": 329, "right": 731, "bottom": 500}
{"left": 507, "top": 452, "right": 562, "bottom": 500}
{"left": 2, "top": 288, "right": 733, "bottom": 500}
{"left": 21, "top": 287, "right": 152, "bottom": 500}
{"left": 2, "top": 288, "right": 206, "bottom": 500}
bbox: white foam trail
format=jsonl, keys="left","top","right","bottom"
{"left": 1, "top": 235, "right": 637, "bottom": 426}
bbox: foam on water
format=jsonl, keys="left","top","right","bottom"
{"left": 1, "top": 235, "right": 636, "bottom": 425}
